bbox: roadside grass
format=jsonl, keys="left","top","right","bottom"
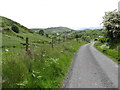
{"left": 94, "top": 41, "right": 120, "bottom": 64}
{"left": 2, "top": 40, "right": 87, "bottom": 88}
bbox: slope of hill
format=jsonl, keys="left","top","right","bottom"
{"left": 1, "top": 16, "right": 32, "bottom": 33}
{"left": 1, "top": 16, "right": 51, "bottom": 48}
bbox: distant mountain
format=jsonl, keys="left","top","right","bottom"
{"left": 31, "top": 28, "right": 44, "bottom": 31}
{"left": 44, "top": 27, "right": 74, "bottom": 33}
{"left": 31, "top": 27, "right": 74, "bottom": 34}
{"left": 78, "top": 27, "right": 103, "bottom": 31}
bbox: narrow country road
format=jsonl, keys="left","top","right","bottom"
{"left": 63, "top": 42, "right": 118, "bottom": 88}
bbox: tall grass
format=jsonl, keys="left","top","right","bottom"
{"left": 94, "top": 41, "right": 120, "bottom": 64}
{"left": 2, "top": 40, "right": 86, "bottom": 88}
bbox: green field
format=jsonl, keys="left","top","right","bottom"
{"left": 2, "top": 39, "right": 87, "bottom": 88}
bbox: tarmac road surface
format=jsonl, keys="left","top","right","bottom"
{"left": 63, "top": 42, "right": 118, "bottom": 88}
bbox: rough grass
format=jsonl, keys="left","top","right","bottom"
{"left": 2, "top": 32, "right": 51, "bottom": 48}
{"left": 2, "top": 40, "right": 86, "bottom": 88}
{"left": 94, "top": 41, "right": 120, "bottom": 64}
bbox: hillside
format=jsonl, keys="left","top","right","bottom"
{"left": 31, "top": 27, "right": 74, "bottom": 35}
{"left": 1, "top": 16, "right": 51, "bottom": 48}
{"left": 1, "top": 16, "right": 31, "bottom": 33}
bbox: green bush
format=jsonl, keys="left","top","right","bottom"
{"left": 11, "top": 25, "right": 19, "bottom": 33}
{"left": 98, "top": 37, "right": 108, "bottom": 43}
{"left": 94, "top": 41, "right": 120, "bottom": 64}
{"left": 39, "top": 30, "right": 44, "bottom": 35}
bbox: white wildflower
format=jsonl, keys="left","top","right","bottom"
{"left": 61, "top": 51, "right": 63, "bottom": 53}
{"left": 32, "top": 73, "right": 36, "bottom": 77}
{"left": 115, "top": 24, "right": 119, "bottom": 27}
{"left": 5, "top": 49, "right": 9, "bottom": 52}
{"left": 43, "top": 54, "right": 45, "bottom": 57}
{"left": 37, "top": 76, "right": 42, "bottom": 79}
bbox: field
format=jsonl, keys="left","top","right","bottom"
{"left": 2, "top": 36, "right": 86, "bottom": 88}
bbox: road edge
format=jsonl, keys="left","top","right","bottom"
{"left": 62, "top": 44, "right": 86, "bottom": 88}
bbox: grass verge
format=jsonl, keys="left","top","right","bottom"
{"left": 2, "top": 40, "right": 87, "bottom": 88}
{"left": 94, "top": 41, "right": 120, "bottom": 64}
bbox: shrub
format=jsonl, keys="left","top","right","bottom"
{"left": 102, "top": 10, "right": 120, "bottom": 44}
{"left": 11, "top": 25, "right": 19, "bottom": 33}
{"left": 39, "top": 30, "right": 44, "bottom": 35}
{"left": 45, "top": 34, "right": 49, "bottom": 37}
{"left": 99, "top": 37, "right": 107, "bottom": 43}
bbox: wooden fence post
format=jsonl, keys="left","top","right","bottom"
{"left": 76, "top": 38, "right": 78, "bottom": 42}
{"left": 26, "top": 37, "right": 29, "bottom": 51}
{"left": 52, "top": 38, "right": 54, "bottom": 48}
{"left": 118, "top": 46, "right": 120, "bottom": 62}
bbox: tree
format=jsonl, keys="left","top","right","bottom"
{"left": 102, "top": 10, "right": 120, "bottom": 43}
{"left": 39, "top": 30, "right": 44, "bottom": 35}
{"left": 75, "top": 34, "right": 79, "bottom": 42}
{"left": 11, "top": 25, "right": 19, "bottom": 33}
{"left": 45, "top": 34, "right": 49, "bottom": 37}
{"left": 75, "top": 34, "right": 79, "bottom": 38}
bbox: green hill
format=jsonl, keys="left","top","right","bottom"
{"left": 1, "top": 16, "right": 51, "bottom": 48}
{"left": 31, "top": 27, "right": 74, "bottom": 35}
{"left": 1, "top": 16, "right": 31, "bottom": 33}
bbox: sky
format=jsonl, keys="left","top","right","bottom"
{"left": 0, "top": 0, "right": 119, "bottom": 30}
